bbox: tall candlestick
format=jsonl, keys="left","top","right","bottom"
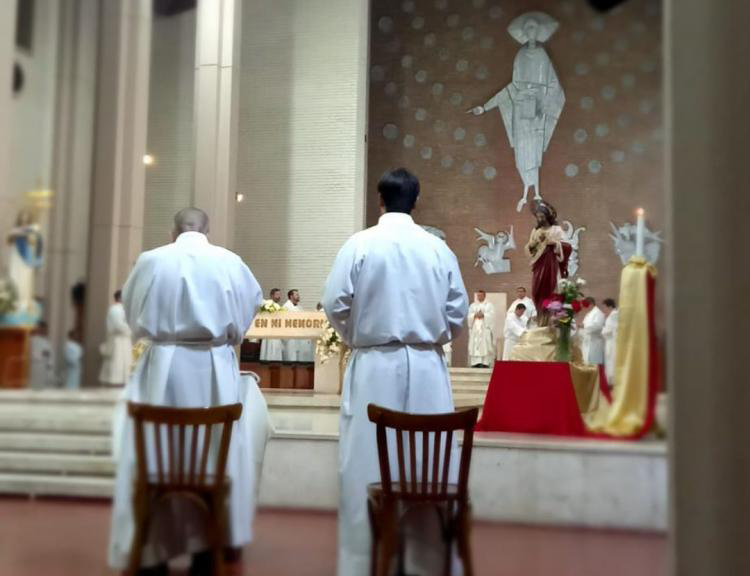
{"left": 635, "top": 208, "right": 645, "bottom": 259}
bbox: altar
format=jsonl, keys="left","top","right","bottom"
{"left": 243, "top": 311, "right": 342, "bottom": 394}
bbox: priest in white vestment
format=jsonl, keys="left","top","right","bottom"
{"left": 282, "top": 290, "right": 314, "bottom": 362}
{"left": 64, "top": 332, "right": 83, "bottom": 389}
{"left": 581, "top": 297, "right": 606, "bottom": 365}
{"left": 323, "top": 169, "right": 469, "bottom": 576}
{"left": 99, "top": 290, "right": 133, "bottom": 386}
{"left": 259, "top": 288, "right": 283, "bottom": 362}
{"left": 602, "top": 298, "right": 619, "bottom": 386}
{"left": 468, "top": 289, "right": 496, "bottom": 367}
{"left": 508, "top": 286, "right": 537, "bottom": 325}
{"left": 108, "top": 208, "right": 263, "bottom": 573}
{"left": 502, "top": 303, "right": 528, "bottom": 360}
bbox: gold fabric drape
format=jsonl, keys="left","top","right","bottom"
{"left": 588, "top": 257, "right": 656, "bottom": 436}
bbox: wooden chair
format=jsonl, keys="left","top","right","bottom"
{"left": 126, "top": 402, "right": 243, "bottom": 576}
{"left": 366, "top": 404, "right": 479, "bottom": 576}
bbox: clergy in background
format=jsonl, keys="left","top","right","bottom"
{"left": 282, "top": 289, "right": 314, "bottom": 362}
{"left": 323, "top": 168, "right": 468, "bottom": 576}
{"left": 99, "top": 290, "right": 132, "bottom": 386}
{"left": 108, "top": 208, "right": 263, "bottom": 574}
{"left": 259, "top": 288, "right": 283, "bottom": 362}
{"left": 601, "top": 298, "right": 619, "bottom": 386}
{"left": 502, "top": 303, "right": 528, "bottom": 360}
{"left": 468, "top": 289, "right": 496, "bottom": 367}
{"left": 581, "top": 297, "right": 606, "bottom": 365}
{"left": 508, "top": 286, "right": 536, "bottom": 324}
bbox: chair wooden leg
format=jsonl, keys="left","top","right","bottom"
{"left": 377, "top": 502, "right": 397, "bottom": 576}
{"left": 368, "top": 498, "right": 380, "bottom": 576}
{"left": 457, "top": 506, "right": 473, "bottom": 576}
{"left": 127, "top": 494, "right": 150, "bottom": 576}
{"left": 210, "top": 495, "right": 227, "bottom": 576}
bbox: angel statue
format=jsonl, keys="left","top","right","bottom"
{"left": 474, "top": 226, "right": 516, "bottom": 274}
{"left": 560, "top": 220, "right": 586, "bottom": 277}
{"left": 468, "top": 12, "right": 565, "bottom": 212}
{"left": 609, "top": 221, "right": 663, "bottom": 265}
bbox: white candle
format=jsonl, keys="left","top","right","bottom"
{"left": 635, "top": 208, "right": 645, "bottom": 258}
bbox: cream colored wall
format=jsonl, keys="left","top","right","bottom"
{"left": 234, "top": 0, "right": 369, "bottom": 308}
{"left": 142, "top": 9, "right": 196, "bottom": 250}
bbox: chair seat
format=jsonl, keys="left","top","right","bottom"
{"left": 367, "top": 482, "right": 462, "bottom": 502}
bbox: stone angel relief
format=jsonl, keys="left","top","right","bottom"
{"left": 609, "top": 221, "right": 663, "bottom": 265}
{"left": 474, "top": 226, "right": 516, "bottom": 274}
{"left": 468, "top": 12, "right": 565, "bottom": 213}
{"left": 560, "top": 220, "right": 586, "bottom": 277}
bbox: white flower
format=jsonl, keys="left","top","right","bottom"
{"left": 576, "top": 277, "right": 587, "bottom": 287}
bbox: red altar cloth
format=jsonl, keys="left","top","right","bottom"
{"left": 475, "top": 361, "right": 609, "bottom": 437}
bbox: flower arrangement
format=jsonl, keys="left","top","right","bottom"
{"left": 543, "top": 277, "right": 587, "bottom": 362}
{"left": 316, "top": 320, "right": 345, "bottom": 364}
{"left": 0, "top": 278, "right": 18, "bottom": 317}
{"left": 259, "top": 300, "right": 285, "bottom": 314}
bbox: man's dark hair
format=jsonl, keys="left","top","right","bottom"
{"left": 288, "top": 289, "right": 298, "bottom": 299}
{"left": 517, "top": 286, "right": 526, "bottom": 291}
{"left": 270, "top": 288, "right": 280, "bottom": 296}
{"left": 477, "top": 289, "right": 486, "bottom": 294}
{"left": 585, "top": 296, "right": 596, "bottom": 305}
{"left": 515, "top": 303, "right": 526, "bottom": 311}
{"left": 378, "top": 168, "right": 420, "bottom": 214}
{"left": 71, "top": 282, "right": 86, "bottom": 306}
{"left": 603, "top": 298, "right": 617, "bottom": 308}
{"left": 114, "top": 290, "right": 122, "bottom": 302}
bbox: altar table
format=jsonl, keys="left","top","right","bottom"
{"left": 476, "top": 361, "right": 609, "bottom": 437}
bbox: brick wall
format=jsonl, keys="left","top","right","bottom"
{"left": 367, "top": 0, "right": 664, "bottom": 366}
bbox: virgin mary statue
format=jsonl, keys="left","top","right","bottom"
{"left": 6, "top": 208, "right": 44, "bottom": 316}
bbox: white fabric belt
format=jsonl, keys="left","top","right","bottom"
{"left": 351, "top": 342, "right": 443, "bottom": 352}
{"left": 149, "top": 339, "right": 232, "bottom": 348}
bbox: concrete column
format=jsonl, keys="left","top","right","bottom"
{"left": 193, "top": 0, "right": 242, "bottom": 248}
{"left": 45, "top": 0, "right": 99, "bottom": 378}
{"left": 0, "top": 0, "right": 18, "bottom": 253}
{"left": 83, "top": 0, "right": 152, "bottom": 386}
{"left": 667, "top": 1, "right": 750, "bottom": 574}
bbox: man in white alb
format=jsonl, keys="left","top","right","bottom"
{"left": 508, "top": 286, "right": 536, "bottom": 325}
{"left": 259, "top": 288, "right": 283, "bottom": 362}
{"left": 502, "top": 303, "right": 528, "bottom": 360}
{"left": 323, "top": 168, "right": 468, "bottom": 576}
{"left": 581, "top": 297, "right": 606, "bottom": 365}
{"left": 99, "top": 290, "right": 133, "bottom": 386}
{"left": 282, "top": 289, "right": 314, "bottom": 362}
{"left": 601, "top": 298, "right": 619, "bottom": 386}
{"left": 468, "top": 289, "right": 496, "bottom": 367}
{"left": 108, "top": 208, "right": 263, "bottom": 575}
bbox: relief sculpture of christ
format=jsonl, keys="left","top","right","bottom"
{"left": 469, "top": 12, "right": 565, "bottom": 212}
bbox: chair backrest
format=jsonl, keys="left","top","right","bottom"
{"left": 128, "top": 402, "right": 243, "bottom": 490}
{"left": 367, "top": 404, "right": 479, "bottom": 501}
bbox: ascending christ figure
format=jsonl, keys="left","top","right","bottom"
{"left": 469, "top": 12, "right": 565, "bottom": 212}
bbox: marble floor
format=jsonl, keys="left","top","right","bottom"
{"left": 0, "top": 497, "right": 667, "bottom": 576}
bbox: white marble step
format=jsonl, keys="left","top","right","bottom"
{"left": 0, "top": 451, "right": 114, "bottom": 476}
{"left": 0, "top": 432, "right": 110, "bottom": 454}
{"left": 0, "top": 472, "right": 113, "bottom": 498}
{"left": 0, "top": 406, "right": 112, "bottom": 434}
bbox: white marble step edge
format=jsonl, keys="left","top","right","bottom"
{"left": 0, "top": 472, "right": 113, "bottom": 498}
{"left": 0, "top": 451, "right": 113, "bottom": 476}
{"left": 0, "top": 432, "right": 110, "bottom": 454}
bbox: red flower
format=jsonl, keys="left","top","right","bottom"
{"left": 571, "top": 300, "right": 582, "bottom": 313}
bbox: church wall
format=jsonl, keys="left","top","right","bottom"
{"left": 366, "top": 0, "right": 664, "bottom": 367}
{"left": 234, "top": 0, "right": 369, "bottom": 309}
{"left": 141, "top": 8, "right": 196, "bottom": 251}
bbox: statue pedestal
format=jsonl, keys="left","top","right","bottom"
{"left": 0, "top": 326, "right": 32, "bottom": 388}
